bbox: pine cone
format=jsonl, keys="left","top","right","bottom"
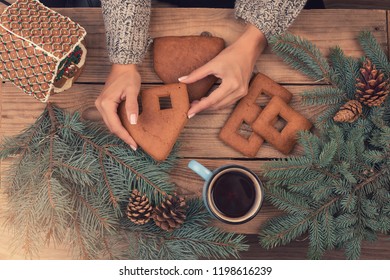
{"left": 333, "top": 100, "right": 363, "bottom": 123}
{"left": 126, "top": 189, "right": 153, "bottom": 225}
{"left": 153, "top": 194, "right": 187, "bottom": 232}
{"left": 355, "top": 58, "right": 389, "bottom": 107}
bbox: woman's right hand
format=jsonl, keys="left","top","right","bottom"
{"left": 95, "top": 64, "right": 140, "bottom": 151}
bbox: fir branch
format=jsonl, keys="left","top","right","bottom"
{"left": 354, "top": 168, "right": 389, "bottom": 192}
{"left": 318, "top": 140, "right": 338, "bottom": 168}
{"left": 264, "top": 157, "right": 312, "bottom": 173}
{"left": 312, "top": 183, "right": 333, "bottom": 201}
{"left": 98, "top": 150, "right": 119, "bottom": 208}
{"left": 47, "top": 131, "right": 56, "bottom": 209}
{"left": 344, "top": 237, "right": 363, "bottom": 260}
{"left": 286, "top": 175, "right": 326, "bottom": 192}
{"left": 302, "top": 87, "right": 347, "bottom": 106}
{"left": 328, "top": 47, "right": 360, "bottom": 97}
{"left": 259, "top": 214, "right": 309, "bottom": 249}
{"left": 72, "top": 213, "right": 92, "bottom": 259}
{"left": 69, "top": 186, "right": 114, "bottom": 233}
{"left": 343, "top": 57, "right": 360, "bottom": 98}
{"left": 266, "top": 187, "right": 311, "bottom": 215}
{"left": 328, "top": 46, "right": 346, "bottom": 79}
{"left": 307, "top": 216, "right": 324, "bottom": 259}
{"left": 313, "top": 165, "right": 341, "bottom": 181}
{"left": 260, "top": 114, "right": 390, "bottom": 259}
{"left": 298, "top": 131, "right": 320, "bottom": 161}
{"left": 358, "top": 31, "right": 390, "bottom": 76}
{"left": 321, "top": 210, "right": 335, "bottom": 250}
{"left": 119, "top": 199, "right": 248, "bottom": 260}
{"left": 1, "top": 104, "right": 246, "bottom": 260}
{"left": 270, "top": 33, "right": 335, "bottom": 84}
{"left": 176, "top": 230, "right": 246, "bottom": 259}
{"left": 0, "top": 108, "right": 48, "bottom": 160}
{"left": 314, "top": 106, "right": 340, "bottom": 129}
{"left": 260, "top": 196, "right": 338, "bottom": 249}
{"left": 73, "top": 130, "right": 170, "bottom": 203}
{"left": 57, "top": 162, "right": 91, "bottom": 174}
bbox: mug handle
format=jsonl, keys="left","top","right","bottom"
{"left": 188, "top": 160, "right": 212, "bottom": 181}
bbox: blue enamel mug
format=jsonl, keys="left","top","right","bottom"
{"left": 188, "top": 160, "right": 264, "bottom": 224}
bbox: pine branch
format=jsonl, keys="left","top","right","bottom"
{"left": 343, "top": 57, "right": 360, "bottom": 99}
{"left": 321, "top": 210, "right": 335, "bottom": 250}
{"left": 260, "top": 117, "right": 390, "bottom": 259}
{"left": 0, "top": 108, "right": 48, "bottom": 160}
{"left": 1, "top": 104, "right": 246, "bottom": 260}
{"left": 98, "top": 150, "right": 119, "bottom": 208}
{"left": 328, "top": 47, "right": 360, "bottom": 97}
{"left": 260, "top": 196, "right": 338, "bottom": 249}
{"left": 314, "top": 106, "right": 340, "bottom": 129}
{"left": 119, "top": 199, "right": 248, "bottom": 259}
{"left": 266, "top": 187, "right": 311, "bottom": 215}
{"left": 298, "top": 131, "right": 320, "bottom": 161}
{"left": 69, "top": 184, "right": 114, "bottom": 233}
{"left": 71, "top": 213, "right": 92, "bottom": 259}
{"left": 302, "top": 86, "right": 347, "bottom": 106}
{"left": 270, "top": 33, "right": 335, "bottom": 84}
{"left": 308, "top": 216, "right": 324, "bottom": 259}
{"left": 0, "top": 104, "right": 157, "bottom": 258}
{"left": 358, "top": 31, "right": 390, "bottom": 76}
{"left": 354, "top": 168, "right": 389, "bottom": 192}
{"left": 73, "top": 130, "right": 171, "bottom": 204}
{"left": 47, "top": 132, "right": 56, "bottom": 209}
{"left": 318, "top": 140, "right": 338, "bottom": 168}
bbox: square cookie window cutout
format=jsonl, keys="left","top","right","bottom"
{"left": 252, "top": 96, "right": 313, "bottom": 155}
{"left": 219, "top": 73, "right": 292, "bottom": 157}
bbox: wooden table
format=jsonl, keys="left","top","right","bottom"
{"left": 1, "top": 7, "right": 390, "bottom": 259}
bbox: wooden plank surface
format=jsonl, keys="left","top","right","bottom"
{"left": 1, "top": 7, "right": 390, "bottom": 260}
{"left": 0, "top": 7, "right": 386, "bottom": 84}
{"left": 3, "top": 0, "right": 178, "bottom": 6}
{"left": 0, "top": 83, "right": 326, "bottom": 158}
{"left": 240, "top": 234, "right": 390, "bottom": 260}
{"left": 52, "top": 8, "right": 388, "bottom": 85}
{"left": 2, "top": 82, "right": 390, "bottom": 258}
{"left": 0, "top": 83, "right": 313, "bottom": 237}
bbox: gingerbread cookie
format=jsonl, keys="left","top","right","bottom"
{"left": 219, "top": 73, "right": 293, "bottom": 157}
{"left": 252, "top": 96, "right": 313, "bottom": 155}
{"left": 153, "top": 35, "right": 225, "bottom": 102}
{"left": 118, "top": 83, "right": 190, "bottom": 161}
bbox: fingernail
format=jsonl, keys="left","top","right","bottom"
{"left": 130, "top": 114, "right": 137, "bottom": 125}
{"left": 130, "top": 145, "right": 137, "bottom": 151}
{"left": 188, "top": 113, "right": 196, "bottom": 119}
{"left": 178, "top": 76, "right": 188, "bottom": 82}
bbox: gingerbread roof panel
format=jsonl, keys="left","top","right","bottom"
{"left": 0, "top": 0, "right": 86, "bottom": 59}
{"left": 0, "top": 25, "right": 57, "bottom": 101}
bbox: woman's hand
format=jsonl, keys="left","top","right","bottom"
{"left": 179, "top": 24, "right": 267, "bottom": 118}
{"left": 95, "top": 64, "right": 140, "bottom": 150}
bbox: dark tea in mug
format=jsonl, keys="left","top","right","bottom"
{"left": 206, "top": 167, "right": 263, "bottom": 224}
{"left": 211, "top": 170, "right": 256, "bottom": 218}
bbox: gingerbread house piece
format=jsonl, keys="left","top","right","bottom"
{"left": 119, "top": 83, "right": 190, "bottom": 162}
{"left": 0, "top": 0, "right": 87, "bottom": 102}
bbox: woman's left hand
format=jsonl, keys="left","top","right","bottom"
{"left": 179, "top": 24, "right": 267, "bottom": 118}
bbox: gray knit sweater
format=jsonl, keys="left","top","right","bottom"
{"left": 101, "top": 0, "right": 307, "bottom": 65}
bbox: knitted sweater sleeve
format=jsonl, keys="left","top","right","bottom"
{"left": 235, "top": 0, "right": 307, "bottom": 42}
{"left": 101, "top": 0, "right": 151, "bottom": 65}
